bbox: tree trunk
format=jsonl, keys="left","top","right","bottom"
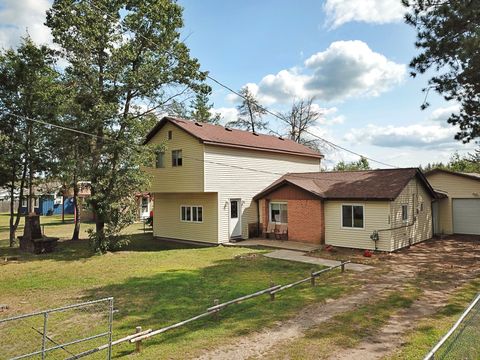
{"left": 9, "top": 176, "right": 16, "bottom": 247}
{"left": 72, "top": 171, "right": 80, "bottom": 241}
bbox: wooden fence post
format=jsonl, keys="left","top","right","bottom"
{"left": 341, "top": 262, "right": 345, "bottom": 273}
{"left": 270, "top": 282, "right": 275, "bottom": 301}
{"left": 135, "top": 326, "right": 142, "bottom": 353}
{"left": 213, "top": 299, "right": 219, "bottom": 320}
{"left": 311, "top": 269, "right": 316, "bottom": 287}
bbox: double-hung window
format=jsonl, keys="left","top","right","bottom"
{"left": 156, "top": 151, "right": 165, "bottom": 168}
{"left": 172, "top": 150, "right": 182, "bottom": 167}
{"left": 401, "top": 204, "right": 408, "bottom": 222}
{"left": 342, "top": 204, "right": 364, "bottom": 229}
{"left": 181, "top": 205, "right": 203, "bottom": 223}
{"left": 269, "top": 202, "right": 288, "bottom": 223}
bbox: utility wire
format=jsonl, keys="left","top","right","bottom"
{"left": 83, "top": 0, "right": 399, "bottom": 169}
{"left": 5, "top": 112, "right": 403, "bottom": 186}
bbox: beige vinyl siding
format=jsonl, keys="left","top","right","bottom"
{"left": 144, "top": 122, "right": 205, "bottom": 193}
{"left": 204, "top": 145, "right": 322, "bottom": 243}
{"left": 153, "top": 192, "right": 218, "bottom": 243}
{"left": 324, "top": 201, "right": 391, "bottom": 251}
{"left": 390, "top": 178, "right": 433, "bottom": 250}
{"left": 426, "top": 172, "right": 480, "bottom": 234}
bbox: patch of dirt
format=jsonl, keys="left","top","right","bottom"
{"left": 196, "top": 236, "right": 480, "bottom": 360}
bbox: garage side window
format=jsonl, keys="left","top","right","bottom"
{"left": 342, "top": 205, "right": 364, "bottom": 228}
{"left": 401, "top": 204, "right": 408, "bottom": 222}
{"left": 180, "top": 205, "right": 203, "bottom": 223}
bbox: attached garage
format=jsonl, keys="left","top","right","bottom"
{"left": 452, "top": 199, "right": 480, "bottom": 235}
{"left": 426, "top": 169, "right": 480, "bottom": 235}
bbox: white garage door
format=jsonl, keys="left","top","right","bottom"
{"left": 453, "top": 199, "right": 480, "bottom": 235}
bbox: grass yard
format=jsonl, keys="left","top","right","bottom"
{"left": 0, "top": 213, "right": 348, "bottom": 359}
{"left": 390, "top": 279, "right": 480, "bottom": 360}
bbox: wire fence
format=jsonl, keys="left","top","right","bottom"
{"left": 0, "top": 298, "right": 113, "bottom": 360}
{"left": 424, "top": 293, "right": 480, "bottom": 360}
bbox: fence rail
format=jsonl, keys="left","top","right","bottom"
{"left": 0, "top": 297, "right": 114, "bottom": 360}
{"left": 130, "top": 260, "right": 350, "bottom": 347}
{"left": 423, "top": 292, "right": 480, "bottom": 360}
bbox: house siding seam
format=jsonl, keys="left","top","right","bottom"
{"left": 153, "top": 192, "right": 218, "bottom": 243}
{"left": 204, "top": 145, "right": 321, "bottom": 243}
{"left": 143, "top": 122, "right": 205, "bottom": 193}
{"left": 324, "top": 200, "right": 391, "bottom": 251}
{"left": 389, "top": 177, "right": 433, "bottom": 251}
{"left": 426, "top": 172, "right": 480, "bottom": 234}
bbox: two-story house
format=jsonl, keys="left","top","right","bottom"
{"left": 143, "top": 116, "right": 323, "bottom": 244}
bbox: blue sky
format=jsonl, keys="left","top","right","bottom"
{"left": 0, "top": 0, "right": 475, "bottom": 168}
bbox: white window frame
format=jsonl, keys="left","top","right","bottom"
{"left": 341, "top": 204, "right": 365, "bottom": 230}
{"left": 172, "top": 149, "right": 182, "bottom": 167}
{"left": 180, "top": 205, "right": 203, "bottom": 223}
{"left": 156, "top": 151, "right": 165, "bottom": 168}
{"left": 401, "top": 204, "right": 409, "bottom": 223}
{"left": 269, "top": 201, "right": 288, "bottom": 224}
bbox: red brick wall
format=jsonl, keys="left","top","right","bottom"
{"left": 258, "top": 185, "right": 324, "bottom": 244}
{"left": 288, "top": 200, "right": 324, "bottom": 244}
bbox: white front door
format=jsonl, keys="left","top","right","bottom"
{"left": 140, "top": 197, "right": 150, "bottom": 219}
{"left": 229, "top": 199, "right": 242, "bottom": 238}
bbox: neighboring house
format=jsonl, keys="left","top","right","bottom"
{"left": 143, "top": 116, "right": 323, "bottom": 244}
{"left": 20, "top": 181, "right": 94, "bottom": 220}
{"left": 254, "top": 168, "right": 439, "bottom": 252}
{"left": 0, "top": 188, "right": 20, "bottom": 213}
{"left": 425, "top": 169, "right": 480, "bottom": 235}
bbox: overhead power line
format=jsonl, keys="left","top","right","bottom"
{"left": 7, "top": 111, "right": 398, "bottom": 185}
{"left": 82, "top": 0, "right": 399, "bottom": 169}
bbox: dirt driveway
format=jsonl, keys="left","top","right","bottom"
{"left": 197, "top": 236, "right": 480, "bottom": 360}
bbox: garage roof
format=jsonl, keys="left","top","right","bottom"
{"left": 254, "top": 168, "right": 438, "bottom": 201}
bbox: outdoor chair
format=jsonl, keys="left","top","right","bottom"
{"left": 275, "top": 224, "right": 288, "bottom": 240}
{"left": 264, "top": 222, "right": 276, "bottom": 239}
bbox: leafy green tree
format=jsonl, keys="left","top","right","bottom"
{"left": 190, "top": 92, "right": 219, "bottom": 124}
{"left": 404, "top": 0, "right": 480, "bottom": 142}
{"left": 421, "top": 150, "right": 480, "bottom": 173}
{"left": 0, "top": 37, "right": 62, "bottom": 246}
{"left": 46, "top": 0, "right": 209, "bottom": 252}
{"left": 227, "top": 87, "right": 267, "bottom": 132}
{"left": 333, "top": 157, "right": 371, "bottom": 171}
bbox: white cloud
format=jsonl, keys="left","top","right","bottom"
{"left": 324, "top": 0, "right": 406, "bottom": 28}
{"left": 428, "top": 104, "right": 460, "bottom": 125}
{"left": 344, "top": 123, "right": 458, "bottom": 149}
{"left": 343, "top": 106, "right": 465, "bottom": 149}
{"left": 0, "top": 0, "right": 52, "bottom": 48}
{"left": 242, "top": 40, "right": 405, "bottom": 105}
{"left": 311, "top": 105, "right": 346, "bottom": 126}
{"left": 211, "top": 107, "right": 238, "bottom": 125}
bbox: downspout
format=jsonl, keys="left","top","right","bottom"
{"left": 256, "top": 199, "right": 260, "bottom": 237}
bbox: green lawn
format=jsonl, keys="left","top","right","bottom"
{"left": 390, "top": 279, "right": 480, "bottom": 360}
{"left": 0, "top": 213, "right": 348, "bottom": 359}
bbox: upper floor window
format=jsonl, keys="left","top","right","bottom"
{"left": 401, "top": 204, "right": 408, "bottom": 222}
{"left": 172, "top": 150, "right": 182, "bottom": 167}
{"left": 156, "top": 151, "right": 165, "bottom": 168}
{"left": 168, "top": 130, "right": 173, "bottom": 140}
{"left": 342, "top": 204, "right": 364, "bottom": 229}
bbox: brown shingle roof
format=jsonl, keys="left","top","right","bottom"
{"left": 255, "top": 168, "right": 438, "bottom": 201}
{"left": 144, "top": 116, "right": 323, "bottom": 159}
